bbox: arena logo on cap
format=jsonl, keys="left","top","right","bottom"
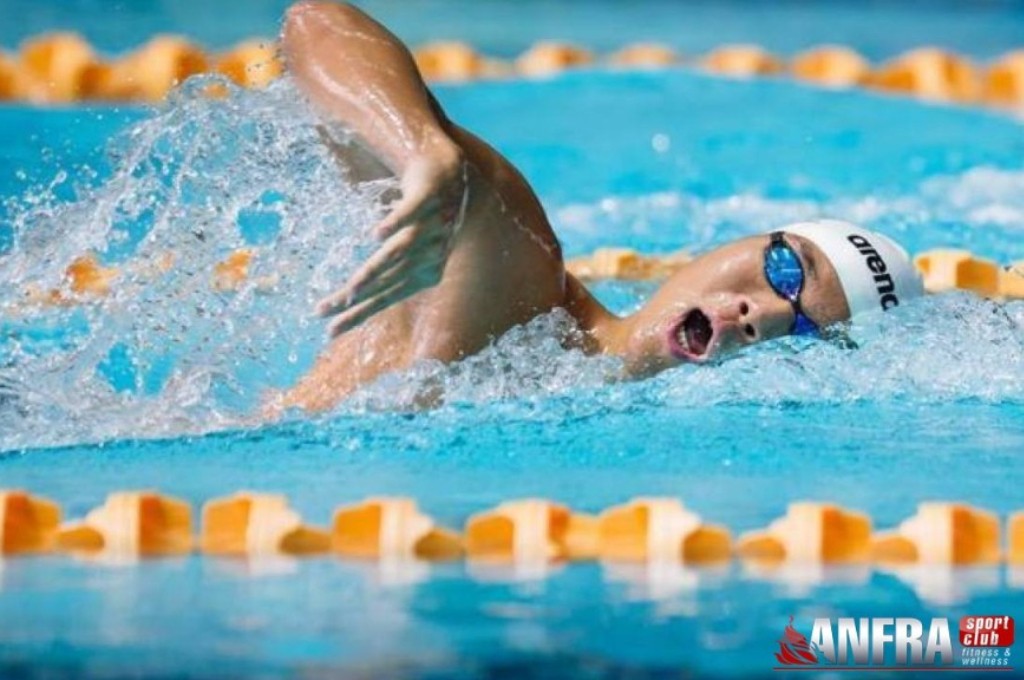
{"left": 847, "top": 233, "right": 900, "bottom": 310}
{"left": 773, "top": 615, "right": 1015, "bottom": 672}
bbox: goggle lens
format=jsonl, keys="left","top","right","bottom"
{"left": 763, "top": 233, "right": 820, "bottom": 338}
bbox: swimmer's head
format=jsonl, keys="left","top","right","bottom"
{"left": 616, "top": 219, "right": 924, "bottom": 375}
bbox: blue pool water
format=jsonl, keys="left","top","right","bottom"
{"left": 2, "top": 67, "right": 1024, "bottom": 678}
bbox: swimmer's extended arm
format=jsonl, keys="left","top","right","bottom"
{"left": 283, "top": 1, "right": 469, "bottom": 335}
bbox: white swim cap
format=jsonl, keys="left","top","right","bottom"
{"left": 781, "top": 219, "right": 924, "bottom": 319}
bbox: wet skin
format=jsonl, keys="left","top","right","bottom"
{"left": 276, "top": 2, "right": 852, "bottom": 413}
{"left": 596, "top": 233, "right": 852, "bottom": 378}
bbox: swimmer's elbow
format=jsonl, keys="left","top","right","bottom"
{"left": 283, "top": 1, "right": 374, "bottom": 62}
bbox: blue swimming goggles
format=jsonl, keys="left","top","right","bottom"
{"left": 764, "top": 231, "right": 819, "bottom": 337}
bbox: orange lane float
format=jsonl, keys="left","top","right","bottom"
{"left": 515, "top": 42, "right": 594, "bottom": 78}
{"left": 864, "top": 48, "right": 979, "bottom": 103}
{"left": 6, "top": 32, "right": 1024, "bottom": 116}
{"left": 700, "top": 44, "right": 783, "bottom": 77}
{"left": 66, "top": 253, "right": 119, "bottom": 297}
{"left": 871, "top": 503, "right": 1001, "bottom": 565}
{"left": 79, "top": 62, "right": 134, "bottom": 101}
{"left": 565, "top": 247, "right": 691, "bottom": 281}
{"left": 211, "top": 249, "right": 281, "bottom": 294}
{"left": 201, "top": 493, "right": 329, "bottom": 556}
{"left": 737, "top": 502, "right": 872, "bottom": 563}
{"left": 598, "top": 498, "right": 731, "bottom": 563}
{"left": 213, "top": 249, "right": 254, "bottom": 292}
{"left": 2, "top": 491, "right": 1024, "bottom": 569}
{"left": 608, "top": 43, "right": 679, "bottom": 69}
{"left": 0, "top": 491, "right": 61, "bottom": 555}
{"left": 333, "top": 497, "right": 463, "bottom": 560}
{"left": 82, "top": 36, "right": 209, "bottom": 102}
{"left": 1009, "top": 512, "right": 1024, "bottom": 565}
{"left": 413, "top": 41, "right": 484, "bottom": 82}
{"left": 789, "top": 45, "right": 870, "bottom": 88}
{"left": 118, "top": 35, "right": 208, "bottom": 103}
{"left": 1001, "top": 263, "right": 1024, "bottom": 300}
{"left": 215, "top": 40, "right": 283, "bottom": 89}
{"left": 984, "top": 50, "right": 1024, "bottom": 108}
{"left": 465, "top": 499, "right": 602, "bottom": 562}
{"left": 0, "top": 52, "right": 24, "bottom": 100}
{"left": 21, "top": 254, "right": 120, "bottom": 307}
{"left": 18, "top": 32, "right": 97, "bottom": 103}
{"left": 57, "top": 491, "right": 192, "bottom": 556}
{"left": 913, "top": 249, "right": 1000, "bottom": 297}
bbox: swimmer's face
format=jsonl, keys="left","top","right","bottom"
{"left": 622, "top": 233, "right": 851, "bottom": 375}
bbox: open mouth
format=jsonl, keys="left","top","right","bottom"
{"left": 669, "top": 308, "right": 714, "bottom": 361}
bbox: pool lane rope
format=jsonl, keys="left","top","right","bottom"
{"left": 2, "top": 490, "right": 1022, "bottom": 567}
{"left": 565, "top": 248, "right": 1024, "bottom": 301}
{"left": 3, "top": 247, "right": 1023, "bottom": 320}
{"left": 1, "top": 33, "right": 1023, "bottom": 110}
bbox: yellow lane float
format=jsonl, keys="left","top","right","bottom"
{"left": 515, "top": 42, "right": 594, "bottom": 78}
{"left": 0, "top": 491, "right": 61, "bottom": 555}
{"left": 598, "top": 497, "right": 731, "bottom": 563}
{"left": 737, "top": 502, "right": 872, "bottom": 563}
{"left": 215, "top": 40, "right": 283, "bottom": 89}
{"left": 608, "top": 43, "right": 679, "bottom": 69}
{"left": 790, "top": 45, "right": 870, "bottom": 88}
{"left": 201, "top": 492, "right": 329, "bottom": 556}
{"left": 19, "top": 32, "right": 97, "bottom": 103}
{"left": 700, "top": 44, "right": 783, "bottom": 77}
{"left": 865, "top": 48, "right": 979, "bottom": 103}
{"left": 57, "top": 491, "right": 192, "bottom": 556}
{"left": 871, "top": 503, "right": 1001, "bottom": 565}
{"left": 333, "top": 497, "right": 462, "bottom": 560}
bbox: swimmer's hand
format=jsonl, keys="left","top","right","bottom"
{"left": 316, "top": 143, "right": 469, "bottom": 336}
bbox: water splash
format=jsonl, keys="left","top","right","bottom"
{"left": 1, "top": 76, "right": 1023, "bottom": 453}
{"left": 1, "top": 76, "right": 397, "bottom": 449}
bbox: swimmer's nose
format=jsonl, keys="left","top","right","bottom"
{"left": 745, "top": 292, "right": 798, "bottom": 341}
{"left": 715, "top": 295, "right": 790, "bottom": 349}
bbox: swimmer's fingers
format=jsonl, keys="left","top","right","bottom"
{"left": 326, "top": 278, "right": 421, "bottom": 337}
{"left": 316, "top": 227, "right": 416, "bottom": 317}
{"left": 374, "top": 152, "right": 467, "bottom": 241}
{"left": 341, "top": 253, "right": 444, "bottom": 313}
{"left": 372, "top": 183, "right": 436, "bottom": 241}
{"left": 316, "top": 225, "right": 447, "bottom": 319}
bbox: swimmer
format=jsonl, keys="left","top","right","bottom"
{"left": 278, "top": 1, "right": 924, "bottom": 412}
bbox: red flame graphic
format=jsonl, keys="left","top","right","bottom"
{"left": 775, "top": 616, "right": 819, "bottom": 666}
